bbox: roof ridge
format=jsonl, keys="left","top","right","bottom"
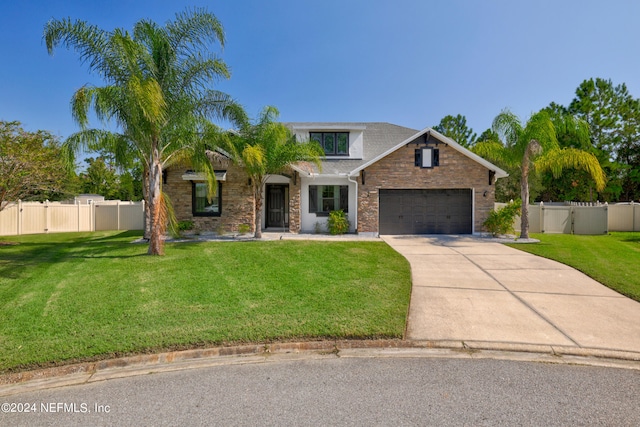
{"left": 283, "top": 121, "right": 420, "bottom": 131}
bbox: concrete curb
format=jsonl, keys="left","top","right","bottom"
{"left": 2, "top": 339, "right": 639, "bottom": 397}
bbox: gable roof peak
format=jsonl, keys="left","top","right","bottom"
{"left": 349, "top": 127, "right": 508, "bottom": 179}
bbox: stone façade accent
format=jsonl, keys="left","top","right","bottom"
{"left": 164, "top": 160, "right": 255, "bottom": 234}
{"left": 357, "top": 144, "right": 496, "bottom": 233}
{"left": 287, "top": 170, "right": 302, "bottom": 233}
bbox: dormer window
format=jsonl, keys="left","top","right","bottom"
{"left": 310, "top": 132, "right": 349, "bottom": 156}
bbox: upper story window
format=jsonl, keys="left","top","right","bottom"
{"left": 310, "top": 132, "right": 349, "bottom": 156}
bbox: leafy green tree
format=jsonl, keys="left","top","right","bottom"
{"left": 79, "top": 157, "right": 119, "bottom": 198}
{"left": 0, "top": 121, "right": 72, "bottom": 210}
{"left": 433, "top": 114, "right": 477, "bottom": 147}
{"left": 569, "top": 78, "right": 623, "bottom": 155}
{"left": 77, "top": 155, "right": 143, "bottom": 200}
{"left": 45, "top": 8, "right": 243, "bottom": 255}
{"left": 538, "top": 168, "right": 596, "bottom": 202}
{"left": 117, "top": 169, "right": 142, "bottom": 201}
{"left": 543, "top": 102, "right": 592, "bottom": 150}
{"left": 535, "top": 102, "right": 608, "bottom": 202}
{"left": 615, "top": 97, "right": 640, "bottom": 201}
{"left": 222, "top": 107, "right": 324, "bottom": 238}
{"left": 474, "top": 109, "right": 606, "bottom": 239}
{"left": 568, "top": 78, "right": 640, "bottom": 201}
{"left": 477, "top": 128, "right": 500, "bottom": 144}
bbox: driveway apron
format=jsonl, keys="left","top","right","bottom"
{"left": 382, "top": 235, "right": 640, "bottom": 354}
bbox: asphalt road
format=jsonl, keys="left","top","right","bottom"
{"left": 2, "top": 357, "right": 638, "bottom": 426}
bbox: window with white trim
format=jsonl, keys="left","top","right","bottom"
{"left": 308, "top": 185, "right": 348, "bottom": 215}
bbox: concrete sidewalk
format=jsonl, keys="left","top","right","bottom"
{"left": 382, "top": 235, "right": 640, "bottom": 356}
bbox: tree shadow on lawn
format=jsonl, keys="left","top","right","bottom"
{"left": 0, "top": 231, "right": 146, "bottom": 280}
{"left": 621, "top": 235, "right": 640, "bottom": 244}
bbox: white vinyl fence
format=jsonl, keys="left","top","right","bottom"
{"left": 495, "top": 202, "right": 640, "bottom": 235}
{"left": 0, "top": 200, "right": 144, "bottom": 236}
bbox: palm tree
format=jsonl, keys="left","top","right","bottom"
{"left": 44, "top": 8, "right": 243, "bottom": 255}
{"left": 474, "top": 109, "right": 606, "bottom": 239}
{"left": 222, "top": 107, "right": 324, "bottom": 238}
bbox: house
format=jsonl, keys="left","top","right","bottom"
{"left": 164, "top": 122, "right": 508, "bottom": 236}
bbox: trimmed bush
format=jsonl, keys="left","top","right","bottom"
{"left": 327, "top": 210, "right": 350, "bottom": 235}
{"left": 177, "top": 220, "right": 194, "bottom": 231}
{"left": 484, "top": 200, "right": 521, "bottom": 237}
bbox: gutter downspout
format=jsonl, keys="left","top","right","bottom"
{"left": 348, "top": 173, "right": 358, "bottom": 233}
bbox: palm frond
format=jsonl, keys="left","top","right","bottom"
{"left": 242, "top": 145, "right": 266, "bottom": 172}
{"left": 178, "top": 55, "right": 230, "bottom": 91}
{"left": 70, "top": 85, "right": 95, "bottom": 128}
{"left": 44, "top": 18, "right": 110, "bottom": 77}
{"left": 472, "top": 140, "right": 516, "bottom": 168}
{"left": 492, "top": 109, "right": 522, "bottom": 148}
{"left": 128, "top": 75, "right": 167, "bottom": 125}
{"left": 523, "top": 110, "right": 558, "bottom": 152}
{"left": 536, "top": 148, "right": 607, "bottom": 191}
{"left": 197, "top": 90, "right": 242, "bottom": 123}
{"left": 167, "top": 7, "right": 226, "bottom": 51}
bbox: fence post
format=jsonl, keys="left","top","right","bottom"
{"left": 17, "top": 200, "right": 22, "bottom": 235}
{"left": 117, "top": 200, "right": 121, "bottom": 231}
{"left": 142, "top": 199, "right": 146, "bottom": 234}
{"left": 540, "top": 201, "right": 545, "bottom": 233}
{"left": 570, "top": 206, "right": 575, "bottom": 234}
{"left": 633, "top": 201, "right": 637, "bottom": 232}
{"left": 44, "top": 200, "right": 50, "bottom": 234}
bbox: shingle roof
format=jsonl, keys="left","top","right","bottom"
{"left": 284, "top": 122, "right": 419, "bottom": 175}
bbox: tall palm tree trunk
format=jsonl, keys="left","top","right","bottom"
{"left": 143, "top": 165, "right": 151, "bottom": 240}
{"left": 520, "top": 140, "right": 542, "bottom": 239}
{"left": 147, "top": 146, "right": 165, "bottom": 255}
{"left": 520, "top": 167, "right": 531, "bottom": 239}
{"left": 253, "top": 180, "right": 263, "bottom": 239}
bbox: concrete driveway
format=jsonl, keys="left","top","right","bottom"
{"left": 382, "top": 235, "right": 640, "bottom": 357}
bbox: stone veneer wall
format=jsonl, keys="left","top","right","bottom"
{"left": 287, "top": 170, "right": 302, "bottom": 233}
{"left": 357, "top": 144, "right": 496, "bottom": 234}
{"left": 164, "top": 161, "right": 255, "bottom": 234}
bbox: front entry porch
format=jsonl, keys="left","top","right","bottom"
{"left": 265, "top": 184, "right": 289, "bottom": 230}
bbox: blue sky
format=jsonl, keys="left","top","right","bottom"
{"left": 2, "top": 0, "right": 640, "bottom": 142}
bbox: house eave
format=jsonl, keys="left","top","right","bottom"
{"left": 291, "top": 124, "right": 367, "bottom": 131}
{"left": 181, "top": 171, "right": 227, "bottom": 181}
{"left": 307, "top": 173, "right": 351, "bottom": 179}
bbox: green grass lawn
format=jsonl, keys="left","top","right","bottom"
{"left": 0, "top": 231, "right": 411, "bottom": 373}
{"left": 506, "top": 232, "right": 640, "bottom": 301}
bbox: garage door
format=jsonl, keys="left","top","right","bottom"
{"left": 379, "top": 189, "right": 472, "bottom": 235}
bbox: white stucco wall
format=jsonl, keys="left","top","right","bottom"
{"left": 299, "top": 175, "right": 357, "bottom": 233}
